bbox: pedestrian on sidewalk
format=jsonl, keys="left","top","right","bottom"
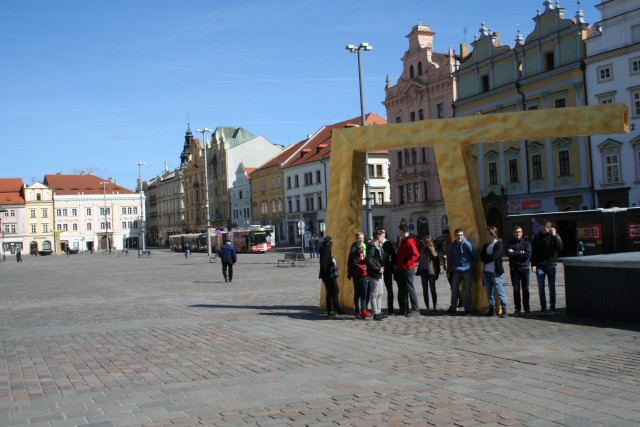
{"left": 481, "top": 226, "right": 507, "bottom": 317}
{"left": 16, "top": 249, "right": 23, "bottom": 262}
{"left": 218, "top": 240, "right": 237, "bottom": 283}
{"left": 507, "top": 225, "right": 531, "bottom": 316}
{"left": 318, "top": 236, "right": 343, "bottom": 316}
{"left": 366, "top": 229, "right": 386, "bottom": 321}
{"left": 447, "top": 228, "right": 479, "bottom": 315}
{"left": 419, "top": 235, "right": 440, "bottom": 314}
{"left": 532, "top": 219, "right": 563, "bottom": 315}
{"left": 396, "top": 224, "right": 420, "bottom": 317}
{"left": 347, "top": 231, "right": 369, "bottom": 319}
{"left": 380, "top": 229, "right": 397, "bottom": 316}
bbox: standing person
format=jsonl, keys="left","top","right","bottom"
{"left": 309, "top": 234, "right": 318, "bottom": 258}
{"left": 419, "top": 235, "right": 440, "bottom": 314}
{"left": 442, "top": 228, "right": 463, "bottom": 308}
{"left": 481, "top": 226, "right": 507, "bottom": 317}
{"left": 507, "top": 225, "right": 532, "bottom": 316}
{"left": 447, "top": 228, "right": 479, "bottom": 315}
{"left": 395, "top": 224, "right": 420, "bottom": 317}
{"left": 218, "top": 239, "right": 237, "bottom": 283}
{"left": 347, "top": 232, "right": 370, "bottom": 319}
{"left": 16, "top": 249, "right": 23, "bottom": 263}
{"left": 318, "top": 236, "right": 343, "bottom": 316}
{"left": 531, "top": 219, "right": 563, "bottom": 315}
{"left": 185, "top": 243, "right": 191, "bottom": 258}
{"left": 380, "top": 229, "right": 397, "bottom": 316}
{"left": 366, "top": 229, "right": 386, "bottom": 321}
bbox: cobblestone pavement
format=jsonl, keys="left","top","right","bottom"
{"left": 1, "top": 250, "right": 639, "bottom": 426}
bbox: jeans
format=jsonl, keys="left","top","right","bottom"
{"left": 396, "top": 269, "right": 418, "bottom": 314}
{"left": 383, "top": 269, "right": 395, "bottom": 313}
{"left": 420, "top": 271, "right": 437, "bottom": 310}
{"left": 451, "top": 269, "right": 473, "bottom": 312}
{"left": 369, "top": 276, "right": 384, "bottom": 315}
{"left": 405, "top": 268, "right": 419, "bottom": 312}
{"left": 483, "top": 271, "right": 507, "bottom": 314}
{"left": 536, "top": 264, "right": 556, "bottom": 311}
{"left": 352, "top": 275, "right": 369, "bottom": 313}
{"left": 510, "top": 268, "right": 530, "bottom": 312}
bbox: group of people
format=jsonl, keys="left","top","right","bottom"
{"left": 318, "top": 218, "right": 563, "bottom": 319}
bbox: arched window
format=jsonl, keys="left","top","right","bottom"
{"left": 417, "top": 61, "right": 423, "bottom": 75}
{"left": 42, "top": 241, "right": 51, "bottom": 250}
{"left": 409, "top": 65, "right": 414, "bottom": 78}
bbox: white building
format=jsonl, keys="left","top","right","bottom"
{"left": 585, "top": 0, "right": 640, "bottom": 208}
{"left": 229, "top": 162, "right": 253, "bottom": 228}
{"left": 44, "top": 173, "right": 144, "bottom": 252}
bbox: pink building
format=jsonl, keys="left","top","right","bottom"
{"left": 383, "top": 22, "right": 457, "bottom": 239}
{"left": 0, "top": 178, "right": 26, "bottom": 257}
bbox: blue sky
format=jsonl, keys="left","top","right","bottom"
{"left": 1, "top": 0, "right": 598, "bottom": 190}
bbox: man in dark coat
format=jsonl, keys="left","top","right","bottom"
{"left": 531, "top": 219, "right": 563, "bottom": 315}
{"left": 218, "top": 240, "right": 237, "bottom": 283}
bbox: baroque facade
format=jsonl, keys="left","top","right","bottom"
{"left": 146, "top": 168, "right": 184, "bottom": 246}
{"left": 383, "top": 21, "right": 457, "bottom": 238}
{"left": 454, "top": 1, "right": 592, "bottom": 235}
{"left": 0, "top": 178, "right": 26, "bottom": 257}
{"left": 23, "top": 181, "right": 55, "bottom": 254}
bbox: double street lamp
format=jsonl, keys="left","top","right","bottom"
{"left": 196, "top": 128, "right": 214, "bottom": 257}
{"left": 0, "top": 208, "right": 6, "bottom": 261}
{"left": 99, "top": 181, "right": 111, "bottom": 254}
{"left": 346, "top": 42, "right": 373, "bottom": 239}
{"left": 134, "top": 162, "right": 146, "bottom": 255}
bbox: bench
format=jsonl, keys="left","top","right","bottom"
{"left": 138, "top": 250, "right": 152, "bottom": 258}
{"left": 277, "top": 252, "right": 307, "bottom": 267}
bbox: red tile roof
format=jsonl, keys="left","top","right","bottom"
{"left": 256, "top": 140, "right": 307, "bottom": 170}
{"left": 44, "top": 174, "right": 136, "bottom": 195}
{"left": 0, "top": 178, "right": 25, "bottom": 205}
{"left": 283, "top": 113, "right": 387, "bottom": 168}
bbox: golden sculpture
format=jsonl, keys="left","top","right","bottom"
{"left": 324, "top": 103, "right": 628, "bottom": 313}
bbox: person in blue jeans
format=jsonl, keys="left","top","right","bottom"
{"left": 447, "top": 228, "right": 479, "bottom": 315}
{"left": 481, "top": 226, "right": 507, "bottom": 317}
{"left": 531, "top": 219, "right": 563, "bottom": 315}
{"left": 506, "top": 225, "right": 532, "bottom": 316}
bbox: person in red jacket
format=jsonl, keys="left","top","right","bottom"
{"left": 395, "top": 224, "right": 420, "bottom": 317}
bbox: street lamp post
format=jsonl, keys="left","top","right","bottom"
{"left": 346, "top": 42, "right": 373, "bottom": 239}
{"left": 0, "top": 208, "right": 7, "bottom": 261}
{"left": 134, "top": 162, "right": 146, "bottom": 255}
{"left": 196, "top": 128, "right": 213, "bottom": 257}
{"left": 99, "top": 182, "right": 111, "bottom": 254}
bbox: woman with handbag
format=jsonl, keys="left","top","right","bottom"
{"left": 348, "top": 231, "right": 370, "bottom": 319}
{"left": 419, "top": 235, "right": 440, "bottom": 314}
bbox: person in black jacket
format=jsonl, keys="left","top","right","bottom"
{"left": 380, "top": 229, "right": 397, "bottom": 316}
{"left": 318, "top": 236, "right": 343, "bottom": 316}
{"left": 506, "top": 225, "right": 532, "bottom": 316}
{"left": 218, "top": 240, "right": 237, "bottom": 283}
{"left": 531, "top": 219, "right": 563, "bottom": 315}
{"left": 366, "top": 229, "right": 386, "bottom": 321}
{"left": 480, "top": 226, "right": 507, "bottom": 317}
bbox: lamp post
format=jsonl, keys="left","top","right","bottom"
{"left": 0, "top": 208, "right": 7, "bottom": 261}
{"left": 346, "top": 42, "right": 373, "bottom": 239}
{"left": 99, "top": 181, "right": 111, "bottom": 254}
{"left": 196, "top": 128, "right": 213, "bottom": 257}
{"left": 134, "top": 162, "right": 146, "bottom": 255}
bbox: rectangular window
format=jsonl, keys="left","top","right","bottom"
{"left": 631, "top": 58, "right": 640, "bottom": 75}
{"left": 632, "top": 23, "right": 640, "bottom": 44}
{"left": 72, "top": 223, "right": 78, "bottom": 231}
{"left": 294, "top": 176, "right": 299, "bottom": 188}
{"left": 397, "top": 151, "right": 403, "bottom": 168}
{"left": 532, "top": 154, "right": 543, "bottom": 179}
{"left": 42, "top": 208, "right": 48, "bottom": 218}
{"left": 406, "top": 184, "right": 413, "bottom": 203}
{"left": 489, "top": 162, "right": 498, "bottom": 185}
{"left": 317, "top": 195, "right": 322, "bottom": 210}
{"left": 71, "top": 208, "right": 77, "bottom": 216}
{"left": 31, "top": 224, "right": 37, "bottom": 233}
{"left": 605, "top": 154, "right": 620, "bottom": 183}
{"left": 122, "top": 207, "right": 127, "bottom": 214}
{"left": 545, "top": 52, "right": 555, "bottom": 71}
{"left": 316, "top": 170, "right": 321, "bottom": 184}
{"left": 10, "top": 224, "right": 16, "bottom": 233}
{"left": 410, "top": 111, "right": 416, "bottom": 122}
{"left": 86, "top": 208, "right": 91, "bottom": 216}
{"left": 509, "top": 159, "right": 518, "bottom": 182}
{"left": 632, "top": 89, "right": 640, "bottom": 116}
{"left": 100, "top": 222, "right": 105, "bottom": 230}
{"left": 122, "top": 222, "right": 127, "bottom": 229}
{"left": 418, "top": 109, "right": 424, "bottom": 120}
{"left": 554, "top": 98, "right": 566, "bottom": 108}
{"left": 398, "top": 186, "right": 405, "bottom": 204}
{"left": 377, "top": 192, "right": 384, "bottom": 206}
{"left": 287, "top": 176, "right": 291, "bottom": 189}
{"left": 30, "top": 209, "right": 36, "bottom": 218}
{"left": 62, "top": 224, "right": 68, "bottom": 231}
{"left": 437, "top": 103, "right": 444, "bottom": 119}
{"left": 128, "top": 221, "right": 133, "bottom": 228}
{"left": 305, "top": 196, "right": 314, "bottom": 211}
{"left": 87, "top": 223, "right": 92, "bottom": 231}
{"left": 413, "top": 183, "right": 420, "bottom": 202}
{"left": 597, "top": 64, "right": 612, "bottom": 82}
{"left": 295, "top": 199, "right": 300, "bottom": 212}
{"left": 396, "top": 116, "right": 401, "bottom": 123}
{"left": 56, "top": 208, "right": 61, "bottom": 217}
{"left": 43, "top": 224, "right": 48, "bottom": 233}
{"left": 559, "top": 150, "right": 571, "bottom": 176}
{"left": 288, "top": 200, "right": 292, "bottom": 213}
{"left": 62, "top": 208, "right": 67, "bottom": 216}
{"left": 132, "top": 207, "right": 137, "bottom": 215}
{"left": 481, "top": 75, "right": 489, "bottom": 92}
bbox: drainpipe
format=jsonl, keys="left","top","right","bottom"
{"left": 581, "top": 59, "right": 597, "bottom": 209}
{"left": 515, "top": 81, "right": 530, "bottom": 195}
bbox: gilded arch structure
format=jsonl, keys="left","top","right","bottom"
{"left": 323, "top": 103, "right": 628, "bottom": 313}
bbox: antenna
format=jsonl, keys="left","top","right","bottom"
{"left": 463, "top": 27, "right": 467, "bottom": 43}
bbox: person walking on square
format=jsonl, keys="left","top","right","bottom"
{"left": 395, "top": 224, "right": 420, "bottom": 317}
{"left": 442, "top": 228, "right": 463, "bottom": 308}
{"left": 447, "top": 228, "right": 479, "bottom": 315}
{"left": 348, "top": 231, "right": 370, "bottom": 319}
{"left": 419, "top": 235, "right": 440, "bottom": 314}
{"left": 380, "top": 229, "right": 397, "bottom": 316}
{"left": 318, "top": 236, "right": 343, "bottom": 316}
{"left": 366, "top": 229, "right": 386, "bottom": 321}
{"left": 218, "top": 239, "right": 237, "bottom": 283}
{"left": 16, "top": 249, "right": 23, "bottom": 263}
{"left": 185, "top": 243, "right": 191, "bottom": 258}
{"left": 481, "top": 226, "right": 507, "bottom": 317}
{"left": 531, "top": 219, "right": 563, "bottom": 315}
{"left": 507, "top": 225, "right": 532, "bottom": 316}
{"left": 309, "top": 234, "right": 318, "bottom": 258}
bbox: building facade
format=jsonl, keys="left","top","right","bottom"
{"left": 229, "top": 163, "right": 253, "bottom": 228}
{"left": 0, "top": 178, "right": 26, "bottom": 257}
{"left": 44, "top": 173, "right": 142, "bottom": 252}
{"left": 454, "top": 1, "right": 592, "bottom": 235}
{"left": 585, "top": 0, "right": 640, "bottom": 208}
{"left": 23, "top": 181, "right": 55, "bottom": 254}
{"left": 383, "top": 22, "right": 457, "bottom": 239}
{"left": 146, "top": 168, "right": 185, "bottom": 247}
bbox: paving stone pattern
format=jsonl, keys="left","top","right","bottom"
{"left": 1, "top": 250, "right": 639, "bottom": 426}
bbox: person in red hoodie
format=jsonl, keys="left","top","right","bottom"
{"left": 395, "top": 224, "right": 421, "bottom": 317}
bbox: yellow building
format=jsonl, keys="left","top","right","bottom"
{"left": 179, "top": 126, "right": 206, "bottom": 233}
{"left": 23, "top": 181, "right": 55, "bottom": 255}
{"left": 454, "top": 2, "right": 593, "bottom": 233}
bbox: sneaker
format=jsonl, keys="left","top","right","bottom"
{"left": 447, "top": 308, "right": 457, "bottom": 315}
{"left": 406, "top": 310, "right": 419, "bottom": 317}
{"left": 373, "top": 314, "right": 383, "bottom": 321}
{"left": 328, "top": 311, "right": 336, "bottom": 317}
{"left": 362, "top": 310, "right": 372, "bottom": 317}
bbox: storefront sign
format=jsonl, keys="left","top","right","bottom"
{"left": 629, "top": 223, "right": 640, "bottom": 240}
{"left": 577, "top": 224, "right": 602, "bottom": 240}
{"left": 509, "top": 200, "right": 541, "bottom": 211}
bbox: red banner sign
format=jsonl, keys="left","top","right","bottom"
{"left": 629, "top": 223, "right": 640, "bottom": 240}
{"left": 509, "top": 200, "right": 542, "bottom": 211}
